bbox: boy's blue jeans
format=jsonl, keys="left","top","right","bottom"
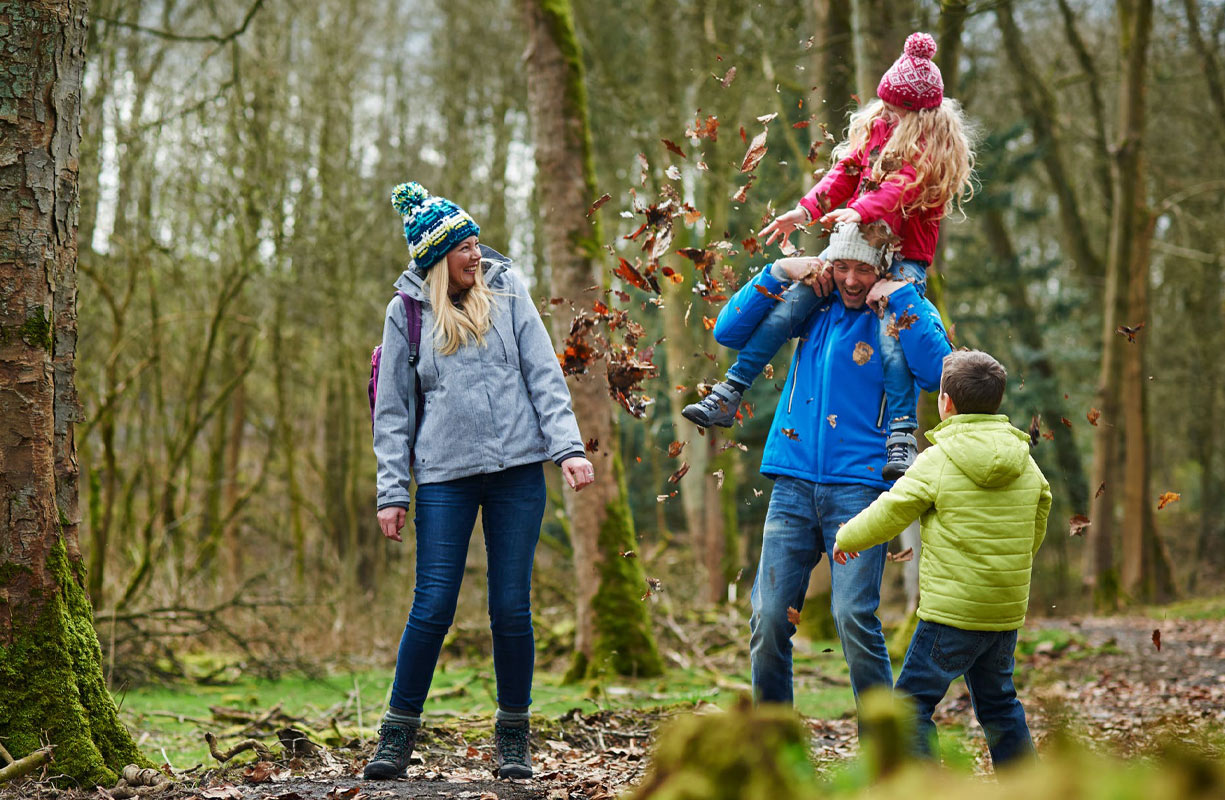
{"left": 895, "top": 620, "right": 1036, "bottom": 767}
{"left": 389, "top": 463, "right": 546, "bottom": 715}
{"left": 727, "top": 258, "right": 929, "bottom": 433}
{"left": 749, "top": 477, "right": 893, "bottom": 718}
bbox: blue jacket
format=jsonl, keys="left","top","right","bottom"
{"left": 713, "top": 267, "right": 950, "bottom": 490}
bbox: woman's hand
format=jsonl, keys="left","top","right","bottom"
{"left": 378, "top": 506, "right": 407, "bottom": 542}
{"left": 758, "top": 207, "right": 809, "bottom": 249}
{"left": 820, "top": 207, "right": 861, "bottom": 227}
{"left": 561, "top": 457, "right": 596, "bottom": 492}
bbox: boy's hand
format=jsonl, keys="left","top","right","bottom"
{"left": 832, "top": 545, "right": 859, "bottom": 565}
{"left": 820, "top": 207, "right": 861, "bottom": 227}
{"left": 759, "top": 207, "right": 809, "bottom": 249}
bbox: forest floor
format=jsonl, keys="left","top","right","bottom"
{"left": 5, "top": 605, "right": 1225, "bottom": 800}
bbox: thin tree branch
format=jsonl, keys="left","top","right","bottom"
{"left": 94, "top": 0, "right": 266, "bottom": 44}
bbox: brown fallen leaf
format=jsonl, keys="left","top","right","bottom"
{"left": 1028, "top": 415, "right": 1041, "bottom": 447}
{"left": 1087, "top": 407, "right": 1101, "bottom": 426}
{"left": 740, "top": 129, "right": 769, "bottom": 173}
{"left": 662, "top": 138, "right": 687, "bottom": 158}
{"left": 755, "top": 284, "right": 786, "bottom": 302}
{"left": 1157, "top": 491, "right": 1181, "bottom": 510}
{"left": 1068, "top": 514, "right": 1091, "bottom": 537}
{"left": 669, "top": 462, "right": 691, "bottom": 483}
{"left": 586, "top": 193, "right": 612, "bottom": 218}
{"left": 887, "top": 547, "right": 914, "bottom": 563}
{"left": 1096, "top": 482, "right": 1106, "bottom": 498}
{"left": 1152, "top": 628, "right": 1162, "bottom": 652}
{"left": 585, "top": 437, "right": 599, "bottom": 453}
{"left": 852, "top": 341, "right": 874, "bottom": 365}
{"left": 1117, "top": 321, "right": 1145, "bottom": 342}
{"left": 667, "top": 440, "right": 686, "bottom": 458}
{"left": 763, "top": 364, "right": 775, "bottom": 379}
{"left": 712, "top": 468, "right": 725, "bottom": 489}
{"left": 781, "top": 428, "right": 800, "bottom": 441}
{"left": 787, "top": 606, "right": 802, "bottom": 625}
{"left": 731, "top": 175, "right": 756, "bottom": 203}
{"left": 827, "top": 414, "right": 837, "bottom": 428}
{"left": 717, "top": 66, "right": 737, "bottom": 87}
{"left": 620, "top": 550, "right": 636, "bottom": 558}
{"left": 1061, "top": 417, "right": 1073, "bottom": 428}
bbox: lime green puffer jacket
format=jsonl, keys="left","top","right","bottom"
{"left": 836, "top": 414, "right": 1052, "bottom": 631}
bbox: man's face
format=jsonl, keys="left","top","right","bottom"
{"left": 830, "top": 259, "right": 881, "bottom": 308}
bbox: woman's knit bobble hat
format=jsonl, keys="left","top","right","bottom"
{"left": 877, "top": 32, "right": 944, "bottom": 111}
{"left": 391, "top": 182, "right": 480, "bottom": 270}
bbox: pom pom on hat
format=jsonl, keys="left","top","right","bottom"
{"left": 391, "top": 182, "right": 431, "bottom": 216}
{"left": 903, "top": 32, "right": 937, "bottom": 60}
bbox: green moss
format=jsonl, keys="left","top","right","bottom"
{"left": 18, "top": 308, "right": 53, "bottom": 350}
{"left": 584, "top": 453, "right": 663, "bottom": 679}
{"left": 0, "top": 539, "right": 151, "bottom": 786}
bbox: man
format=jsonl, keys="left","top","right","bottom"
{"left": 709, "top": 222, "right": 951, "bottom": 710}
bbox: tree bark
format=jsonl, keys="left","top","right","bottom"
{"left": 522, "top": 0, "right": 662, "bottom": 679}
{"left": 0, "top": 0, "right": 149, "bottom": 785}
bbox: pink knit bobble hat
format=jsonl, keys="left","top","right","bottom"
{"left": 877, "top": 32, "right": 943, "bottom": 110}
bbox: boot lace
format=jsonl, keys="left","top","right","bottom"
{"left": 496, "top": 722, "right": 530, "bottom": 767}
{"left": 373, "top": 724, "right": 413, "bottom": 764}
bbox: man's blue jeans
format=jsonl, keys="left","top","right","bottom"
{"left": 749, "top": 477, "right": 893, "bottom": 714}
{"left": 895, "top": 620, "right": 1036, "bottom": 767}
{"left": 389, "top": 463, "right": 546, "bottom": 715}
{"left": 726, "top": 258, "right": 928, "bottom": 434}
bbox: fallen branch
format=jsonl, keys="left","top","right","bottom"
{"left": 203, "top": 732, "right": 273, "bottom": 763}
{"left": 0, "top": 746, "right": 53, "bottom": 785}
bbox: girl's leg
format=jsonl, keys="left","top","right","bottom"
{"left": 480, "top": 463, "right": 547, "bottom": 712}
{"left": 387, "top": 476, "right": 482, "bottom": 715}
{"left": 880, "top": 260, "right": 928, "bottom": 478}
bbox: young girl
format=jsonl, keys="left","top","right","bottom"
{"left": 684, "top": 32, "right": 975, "bottom": 480}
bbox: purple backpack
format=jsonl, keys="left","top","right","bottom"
{"left": 369, "top": 291, "right": 424, "bottom": 426}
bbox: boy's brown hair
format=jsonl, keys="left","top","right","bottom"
{"left": 940, "top": 350, "right": 1007, "bottom": 414}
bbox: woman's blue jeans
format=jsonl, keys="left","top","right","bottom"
{"left": 895, "top": 620, "right": 1036, "bottom": 767}
{"left": 749, "top": 477, "right": 893, "bottom": 721}
{"left": 388, "top": 462, "right": 546, "bottom": 715}
{"left": 726, "top": 258, "right": 929, "bottom": 433}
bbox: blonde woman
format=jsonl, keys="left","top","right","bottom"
{"left": 368, "top": 182, "right": 594, "bottom": 781}
{"left": 684, "top": 31, "right": 975, "bottom": 480}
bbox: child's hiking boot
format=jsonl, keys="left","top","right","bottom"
{"left": 363, "top": 722, "right": 418, "bottom": 780}
{"left": 682, "top": 382, "right": 742, "bottom": 428}
{"left": 494, "top": 718, "right": 532, "bottom": 779}
{"left": 882, "top": 431, "right": 918, "bottom": 481}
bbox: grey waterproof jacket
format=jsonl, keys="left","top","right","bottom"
{"left": 374, "top": 246, "right": 585, "bottom": 509}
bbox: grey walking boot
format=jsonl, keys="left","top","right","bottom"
{"left": 363, "top": 722, "right": 418, "bottom": 780}
{"left": 881, "top": 430, "right": 918, "bottom": 481}
{"left": 682, "top": 381, "right": 742, "bottom": 428}
{"left": 494, "top": 718, "right": 532, "bottom": 779}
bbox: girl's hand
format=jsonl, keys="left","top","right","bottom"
{"left": 773, "top": 257, "right": 834, "bottom": 297}
{"left": 867, "top": 279, "right": 908, "bottom": 314}
{"left": 378, "top": 506, "right": 407, "bottom": 542}
{"left": 758, "top": 207, "right": 809, "bottom": 249}
{"left": 832, "top": 545, "right": 859, "bottom": 565}
{"left": 561, "top": 457, "right": 596, "bottom": 492}
{"left": 820, "top": 207, "right": 861, "bottom": 227}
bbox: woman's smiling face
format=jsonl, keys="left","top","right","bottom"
{"left": 444, "top": 235, "right": 482, "bottom": 294}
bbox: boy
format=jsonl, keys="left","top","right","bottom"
{"left": 833, "top": 349, "right": 1051, "bottom": 768}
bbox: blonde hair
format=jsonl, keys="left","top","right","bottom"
{"left": 424, "top": 260, "right": 495, "bottom": 356}
{"left": 832, "top": 98, "right": 977, "bottom": 219}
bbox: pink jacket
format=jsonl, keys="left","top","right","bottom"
{"left": 798, "top": 117, "right": 941, "bottom": 265}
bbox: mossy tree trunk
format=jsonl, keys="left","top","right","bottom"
{"left": 0, "top": 0, "right": 149, "bottom": 786}
{"left": 521, "top": 0, "right": 662, "bottom": 679}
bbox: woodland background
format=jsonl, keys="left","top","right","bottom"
{"left": 63, "top": 0, "right": 1224, "bottom": 688}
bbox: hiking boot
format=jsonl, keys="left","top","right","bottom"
{"left": 363, "top": 722, "right": 418, "bottom": 780}
{"left": 682, "top": 382, "right": 742, "bottom": 428}
{"left": 494, "top": 719, "right": 532, "bottom": 779}
{"left": 882, "top": 431, "right": 918, "bottom": 481}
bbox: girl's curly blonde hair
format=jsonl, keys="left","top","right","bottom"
{"left": 832, "top": 98, "right": 977, "bottom": 219}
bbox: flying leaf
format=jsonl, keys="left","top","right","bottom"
{"left": 1152, "top": 629, "right": 1162, "bottom": 652}
{"left": 852, "top": 341, "right": 874, "bottom": 365}
{"left": 756, "top": 112, "right": 778, "bottom": 125}
{"left": 740, "top": 129, "right": 769, "bottom": 173}
{"left": 1087, "top": 408, "right": 1101, "bottom": 426}
{"left": 1028, "top": 415, "right": 1041, "bottom": 447}
{"left": 620, "top": 550, "right": 636, "bottom": 558}
{"left": 636, "top": 152, "right": 649, "bottom": 186}
{"left": 702, "top": 316, "right": 716, "bottom": 331}
{"left": 781, "top": 428, "right": 800, "bottom": 441}
{"left": 1157, "top": 491, "right": 1181, "bottom": 510}
{"left": 827, "top": 414, "right": 837, "bottom": 428}
{"left": 585, "top": 437, "right": 599, "bottom": 453}
{"left": 786, "top": 606, "right": 801, "bottom": 625}
{"left": 806, "top": 139, "right": 824, "bottom": 163}
{"left": 665, "top": 165, "right": 681, "bottom": 180}
{"left": 667, "top": 440, "right": 686, "bottom": 458}
{"left": 731, "top": 176, "right": 756, "bottom": 203}
{"left": 718, "top": 66, "right": 737, "bottom": 87}
{"left": 614, "top": 257, "right": 655, "bottom": 294}
{"left": 669, "top": 462, "right": 691, "bottom": 483}
{"left": 755, "top": 284, "right": 786, "bottom": 302}
{"left": 793, "top": 119, "right": 811, "bottom": 129}
{"left": 742, "top": 236, "right": 761, "bottom": 255}
{"left": 713, "top": 468, "right": 725, "bottom": 489}
{"left": 1116, "top": 322, "right": 1145, "bottom": 342}
{"left": 1068, "top": 514, "right": 1091, "bottom": 537}
{"left": 1096, "top": 481, "right": 1106, "bottom": 498}
{"left": 1061, "top": 417, "right": 1073, "bottom": 428}
{"left": 685, "top": 114, "right": 719, "bottom": 141}
{"left": 586, "top": 193, "right": 612, "bottom": 218}
{"left": 763, "top": 364, "right": 774, "bottom": 379}
{"left": 662, "top": 138, "right": 687, "bottom": 158}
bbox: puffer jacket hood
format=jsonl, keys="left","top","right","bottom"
{"left": 394, "top": 244, "right": 511, "bottom": 304}
{"left": 927, "top": 414, "right": 1030, "bottom": 489}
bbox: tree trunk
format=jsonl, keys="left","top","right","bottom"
{"left": 811, "top": 0, "right": 856, "bottom": 132}
{"left": 0, "top": 0, "right": 149, "bottom": 785}
{"left": 522, "top": 0, "right": 662, "bottom": 679}
{"left": 851, "top": 0, "right": 914, "bottom": 102}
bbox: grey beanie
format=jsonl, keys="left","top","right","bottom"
{"left": 823, "top": 221, "right": 892, "bottom": 271}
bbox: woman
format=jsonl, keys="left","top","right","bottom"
{"left": 368, "top": 182, "right": 594, "bottom": 781}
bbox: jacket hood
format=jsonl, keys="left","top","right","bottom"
{"left": 926, "top": 414, "right": 1030, "bottom": 489}
{"left": 393, "top": 244, "right": 512, "bottom": 304}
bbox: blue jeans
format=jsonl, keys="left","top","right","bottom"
{"left": 895, "top": 620, "right": 1035, "bottom": 767}
{"left": 726, "top": 258, "right": 928, "bottom": 434}
{"left": 388, "top": 463, "right": 547, "bottom": 715}
{"left": 749, "top": 478, "right": 893, "bottom": 716}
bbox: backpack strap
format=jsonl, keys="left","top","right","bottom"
{"left": 396, "top": 291, "right": 421, "bottom": 366}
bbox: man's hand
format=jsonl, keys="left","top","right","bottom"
{"left": 867, "top": 279, "right": 908, "bottom": 314}
{"left": 758, "top": 207, "right": 809, "bottom": 249}
{"left": 378, "top": 506, "right": 407, "bottom": 542}
{"left": 820, "top": 207, "right": 861, "bottom": 227}
{"left": 832, "top": 545, "right": 859, "bottom": 565}
{"left": 561, "top": 456, "right": 596, "bottom": 491}
{"left": 773, "top": 257, "right": 832, "bottom": 296}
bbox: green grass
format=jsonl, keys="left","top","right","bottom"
{"left": 1145, "top": 594, "right": 1225, "bottom": 621}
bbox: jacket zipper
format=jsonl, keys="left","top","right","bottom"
{"left": 816, "top": 308, "right": 839, "bottom": 477}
